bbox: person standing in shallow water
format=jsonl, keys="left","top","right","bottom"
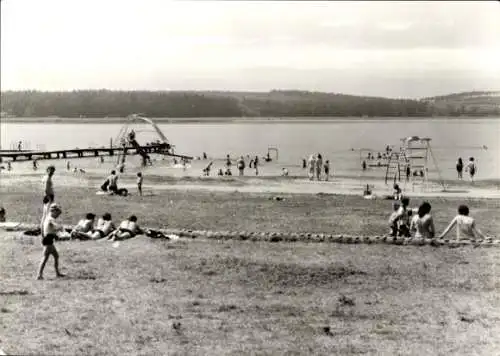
{"left": 237, "top": 156, "right": 245, "bottom": 176}
{"left": 465, "top": 157, "right": 477, "bottom": 183}
{"left": 254, "top": 155, "right": 259, "bottom": 176}
{"left": 456, "top": 157, "right": 463, "bottom": 179}
{"left": 315, "top": 154, "right": 323, "bottom": 181}
{"left": 308, "top": 154, "right": 316, "bottom": 180}
{"left": 324, "top": 160, "right": 330, "bottom": 181}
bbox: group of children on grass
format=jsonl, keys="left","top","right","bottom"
{"left": 388, "top": 195, "right": 489, "bottom": 240}
{"left": 33, "top": 162, "right": 492, "bottom": 280}
{"left": 37, "top": 165, "right": 147, "bottom": 280}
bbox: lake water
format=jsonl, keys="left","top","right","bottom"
{"left": 1, "top": 118, "right": 499, "bottom": 180}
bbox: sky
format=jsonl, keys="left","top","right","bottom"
{"left": 1, "top": 0, "right": 499, "bottom": 98}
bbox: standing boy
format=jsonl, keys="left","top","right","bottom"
{"left": 37, "top": 203, "right": 65, "bottom": 280}
{"left": 43, "top": 165, "right": 56, "bottom": 202}
{"left": 137, "top": 172, "right": 143, "bottom": 196}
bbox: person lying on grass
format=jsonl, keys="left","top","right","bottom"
{"left": 438, "top": 205, "right": 488, "bottom": 240}
{"left": 107, "top": 215, "right": 143, "bottom": 241}
{"left": 90, "top": 213, "right": 116, "bottom": 239}
{"left": 409, "top": 202, "right": 435, "bottom": 239}
{"left": 70, "top": 213, "right": 96, "bottom": 240}
{"left": 37, "top": 203, "right": 65, "bottom": 280}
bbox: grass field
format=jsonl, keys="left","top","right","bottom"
{"left": 1, "top": 185, "right": 500, "bottom": 355}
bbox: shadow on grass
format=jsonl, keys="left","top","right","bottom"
{"left": 66, "top": 271, "right": 97, "bottom": 280}
{"left": 0, "top": 290, "right": 29, "bottom": 296}
{"left": 184, "top": 256, "right": 368, "bottom": 289}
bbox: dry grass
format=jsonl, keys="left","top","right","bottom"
{"left": 1, "top": 185, "right": 500, "bottom": 355}
{"left": 1, "top": 236, "right": 500, "bottom": 355}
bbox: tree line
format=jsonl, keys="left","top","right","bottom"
{"left": 1, "top": 90, "right": 498, "bottom": 118}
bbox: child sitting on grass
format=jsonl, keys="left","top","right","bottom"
{"left": 37, "top": 203, "right": 65, "bottom": 280}
{"left": 410, "top": 202, "right": 435, "bottom": 239}
{"left": 108, "top": 215, "right": 143, "bottom": 241}
{"left": 388, "top": 197, "right": 411, "bottom": 237}
{"left": 438, "top": 205, "right": 488, "bottom": 240}
{"left": 71, "top": 213, "right": 96, "bottom": 240}
{"left": 388, "top": 202, "right": 400, "bottom": 237}
{"left": 91, "top": 213, "right": 116, "bottom": 239}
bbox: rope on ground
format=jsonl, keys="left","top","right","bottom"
{"left": 158, "top": 228, "right": 498, "bottom": 248}
{"left": 0, "top": 222, "right": 497, "bottom": 248}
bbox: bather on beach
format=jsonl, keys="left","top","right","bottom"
{"left": 91, "top": 213, "right": 116, "bottom": 239}
{"left": 307, "top": 154, "right": 316, "bottom": 180}
{"left": 71, "top": 213, "right": 96, "bottom": 240}
{"left": 438, "top": 205, "right": 488, "bottom": 240}
{"left": 409, "top": 202, "right": 435, "bottom": 239}
{"left": 109, "top": 215, "right": 143, "bottom": 241}
{"left": 315, "top": 154, "right": 323, "bottom": 180}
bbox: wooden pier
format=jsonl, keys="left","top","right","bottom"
{"left": 0, "top": 143, "right": 192, "bottom": 162}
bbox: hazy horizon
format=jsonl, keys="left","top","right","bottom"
{"left": 1, "top": 0, "right": 499, "bottom": 99}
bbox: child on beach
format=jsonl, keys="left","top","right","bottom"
{"left": 37, "top": 203, "right": 65, "bottom": 280}
{"left": 203, "top": 162, "right": 213, "bottom": 176}
{"left": 388, "top": 202, "right": 400, "bottom": 237}
{"left": 91, "top": 213, "right": 115, "bottom": 239}
{"left": 107, "top": 170, "right": 119, "bottom": 194}
{"left": 465, "top": 157, "right": 477, "bottom": 182}
{"left": 70, "top": 213, "right": 96, "bottom": 240}
{"left": 456, "top": 157, "right": 463, "bottom": 179}
{"left": 438, "top": 205, "right": 488, "bottom": 240}
{"left": 0, "top": 207, "right": 5, "bottom": 222}
{"left": 237, "top": 156, "right": 245, "bottom": 176}
{"left": 308, "top": 154, "right": 316, "bottom": 180}
{"left": 390, "top": 197, "right": 411, "bottom": 237}
{"left": 137, "top": 172, "right": 143, "bottom": 196}
{"left": 410, "top": 202, "right": 435, "bottom": 239}
{"left": 324, "top": 160, "right": 330, "bottom": 181}
{"left": 315, "top": 154, "right": 323, "bottom": 180}
{"left": 393, "top": 183, "right": 402, "bottom": 201}
{"left": 108, "top": 215, "right": 143, "bottom": 241}
{"left": 43, "top": 165, "right": 56, "bottom": 202}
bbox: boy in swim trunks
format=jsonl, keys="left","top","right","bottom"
{"left": 37, "top": 203, "right": 65, "bottom": 280}
{"left": 92, "top": 213, "right": 115, "bottom": 239}
{"left": 108, "top": 215, "right": 143, "bottom": 241}
{"left": 43, "top": 165, "right": 56, "bottom": 202}
{"left": 70, "top": 213, "right": 96, "bottom": 240}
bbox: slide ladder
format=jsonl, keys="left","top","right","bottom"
{"left": 385, "top": 149, "right": 408, "bottom": 185}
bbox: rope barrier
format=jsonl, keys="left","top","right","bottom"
{"left": 1, "top": 223, "right": 495, "bottom": 249}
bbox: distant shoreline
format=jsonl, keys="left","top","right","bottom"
{"left": 2, "top": 116, "right": 499, "bottom": 124}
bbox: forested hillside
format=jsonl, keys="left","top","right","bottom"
{"left": 1, "top": 90, "right": 499, "bottom": 118}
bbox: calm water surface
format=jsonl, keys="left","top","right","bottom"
{"left": 1, "top": 118, "right": 499, "bottom": 180}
